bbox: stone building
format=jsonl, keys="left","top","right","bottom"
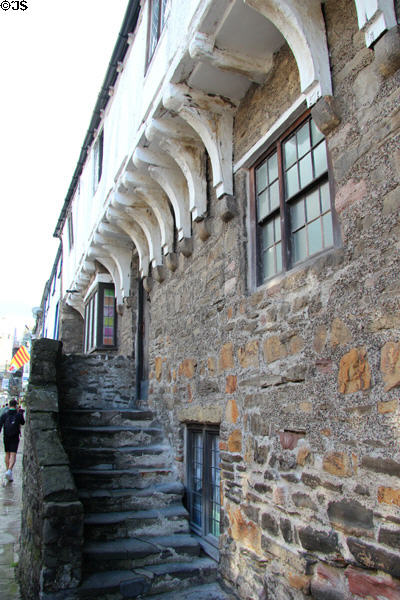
{"left": 33, "top": 0, "right": 400, "bottom": 598}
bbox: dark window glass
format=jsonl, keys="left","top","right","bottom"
{"left": 147, "top": 0, "right": 167, "bottom": 66}
{"left": 187, "top": 426, "right": 220, "bottom": 546}
{"left": 93, "top": 131, "right": 103, "bottom": 194}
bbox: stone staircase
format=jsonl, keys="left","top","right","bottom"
{"left": 60, "top": 405, "right": 235, "bottom": 600}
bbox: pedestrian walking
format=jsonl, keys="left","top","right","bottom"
{"left": 0, "top": 399, "right": 25, "bottom": 483}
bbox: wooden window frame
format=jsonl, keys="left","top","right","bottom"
{"left": 186, "top": 425, "right": 221, "bottom": 550}
{"left": 83, "top": 283, "right": 117, "bottom": 353}
{"left": 146, "top": 0, "right": 168, "bottom": 69}
{"left": 250, "top": 111, "right": 340, "bottom": 287}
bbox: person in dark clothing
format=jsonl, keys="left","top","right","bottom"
{"left": 0, "top": 399, "right": 25, "bottom": 482}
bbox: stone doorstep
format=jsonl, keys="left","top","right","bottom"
{"left": 146, "top": 582, "right": 237, "bottom": 600}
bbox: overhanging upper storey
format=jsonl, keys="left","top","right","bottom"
{"left": 57, "top": 0, "right": 341, "bottom": 309}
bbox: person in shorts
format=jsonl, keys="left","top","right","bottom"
{"left": 0, "top": 399, "right": 25, "bottom": 481}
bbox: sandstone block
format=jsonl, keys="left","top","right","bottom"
{"left": 155, "top": 357, "right": 162, "bottom": 381}
{"left": 335, "top": 179, "right": 367, "bottom": 214}
{"left": 378, "top": 399, "right": 398, "bottom": 414}
{"left": 225, "top": 375, "right": 237, "bottom": 394}
{"left": 362, "top": 456, "right": 400, "bottom": 477}
{"left": 331, "top": 318, "right": 352, "bottom": 347}
{"left": 374, "top": 25, "right": 400, "bottom": 78}
{"left": 207, "top": 357, "right": 216, "bottom": 374}
{"left": 263, "top": 336, "right": 286, "bottom": 363}
{"left": 323, "top": 452, "right": 352, "bottom": 477}
{"left": 229, "top": 505, "right": 261, "bottom": 553}
{"left": 219, "top": 343, "right": 234, "bottom": 371}
{"left": 378, "top": 486, "right": 400, "bottom": 507}
{"left": 225, "top": 398, "right": 239, "bottom": 424}
{"left": 287, "top": 335, "right": 304, "bottom": 355}
{"left": 346, "top": 565, "right": 400, "bottom": 600}
{"left": 380, "top": 341, "right": 400, "bottom": 391}
{"left": 288, "top": 573, "right": 311, "bottom": 593}
{"left": 297, "top": 446, "right": 311, "bottom": 466}
{"left": 347, "top": 537, "right": 400, "bottom": 578}
{"left": 238, "top": 340, "right": 259, "bottom": 368}
{"left": 227, "top": 429, "right": 242, "bottom": 453}
{"left": 311, "top": 95, "right": 341, "bottom": 136}
{"left": 338, "top": 347, "right": 371, "bottom": 394}
{"left": 178, "top": 358, "right": 196, "bottom": 378}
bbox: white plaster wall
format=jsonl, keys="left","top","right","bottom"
{"left": 60, "top": 0, "right": 201, "bottom": 296}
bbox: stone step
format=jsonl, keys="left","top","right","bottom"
{"left": 60, "top": 408, "right": 156, "bottom": 428}
{"left": 65, "top": 444, "right": 171, "bottom": 471}
{"left": 62, "top": 425, "right": 164, "bottom": 448}
{"left": 147, "top": 582, "right": 236, "bottom": 600}
{"left": 78, "top": 482, "right": 184, "bottom": 513}
{"left": 84, "top": 504, "right": 189, "bottom": 541}
{"left": 83, "top": 533, "right": 201, "bottom": 573}
{"left": 72, "top": 467, "right": 175, "bottom": 491}
{"left": 78, "top": 557, "right": 218, "bottom": 598}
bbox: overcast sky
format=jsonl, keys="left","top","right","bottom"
{"left": 0, "top": 0, "right": 129, "bottom": 337}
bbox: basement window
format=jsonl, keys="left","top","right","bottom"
{"left": 84, "top": 283, "right": 116, "bottom": 353}
{"left": 186, "top": 425, "right": 220, "bottom": 553}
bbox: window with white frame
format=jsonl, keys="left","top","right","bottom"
{"left": 84, "top": 283, "right": 116, "bottom": 353}
{"left": 186, "top": 425, "right": 221, "bottom": 548}
{"left": 67, "top": 213, "right": 74, "bottom": 252}
{"left": 92, "top": 130, "right": 104, "bottom": 194}
{"left": 251, "top": 113, "right": 337, "bottom": 285}
{"left": 147, "top": 0, "right": 168, "bottom": 66}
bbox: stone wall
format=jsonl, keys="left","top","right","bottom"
{"left": 58, "top": 352, "right": 136, "bottom": 409}
{"left": 58, "top": 301, "right": 84, "bottom": 354}
{"left": 18, "top": 338, "right": 83, "bottom": 600}
{"left": 144, "top": 2, "right": 400, "bottom": 598}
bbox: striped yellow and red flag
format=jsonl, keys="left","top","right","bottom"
{"left": 8, "top": 346, "right": 30, "bottom": 372}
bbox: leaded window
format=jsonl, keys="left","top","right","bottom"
{"left": 84, "top": 283, "right": 116, "bottom": 353}
{"left": 147, "top": 0, "right": 168, "bottom": 66}
{"left": 187, "top": 426, "right": 220, "bottom": 548}
{"left": 253, "top": 115, "right": 336, "bottom": 284}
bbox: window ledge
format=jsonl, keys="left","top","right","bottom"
{"left": 194, "top": 534, "right": 220, "bottom": 562}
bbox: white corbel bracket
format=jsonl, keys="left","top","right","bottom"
{"left": 163, "top": 83, "right": 236, "bottom": 199}
{"left": 189, "top": 32, "right": 274, "bottom": 84}
{"left": 355, "top": 0, "right": 397, "bottom": 47}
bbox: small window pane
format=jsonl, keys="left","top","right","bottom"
{"left": 256, "top": 163, "right": 268, "bottom": 193}
{"left": 258, "top": 190, "right": 269, "bottom": 221}
{"left": 284, "top": 136, "right": 297, "bottom": 168}
{"left": 276, "top": 242, "right": 282, "bottom": 273}
{"left": 286, "top": 164, "right": 299, "bottom": 197}
{"left": 306, "top": 189, "right": 320, "bottom": 222}
{"left": 291, "top": 199, "right": 305, "bottom": 231}
{"left": 320, "top": 181, "right": 330, "bottom": 212}
{"left": 323, "top": 213, "right": 334, "bottom": 247}
{"left": 261, "top": 220, "right": 274, "bottom": 249}
{"left": 268, "top": 152, "right": 278, "bottom": 182}
{"left": 297, "top": 122, "right": 311, "bottom": 158}
{"left": 299, "top": 153, "right": 313, "bottom": 189}
{"left": 308, "top": 218, "right": 323, "bottom": 255}
{"left": 293, "top": 227, "right": 307, "bottom": 263}
{"left": 269, "top": 180, "right": 280, "bottom": 211}
{"left": 311, "top": 119, "right": 324, "bottom": 145}
{"left": 313, "top": 141, "right": 328, "bottom": 178}
{"left": 274, "top": 215, "right": 281, "bottom": 242}
{"left": 263, "top": 247, "right": 275, "bottom": 279}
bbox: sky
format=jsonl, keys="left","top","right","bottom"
{"left": 0, "top": 0, "right": 130, "bottom": 339}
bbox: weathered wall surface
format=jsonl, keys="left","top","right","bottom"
{"left": 145, "top": 2, "right": 400, "bottom": 598}
{"left": 18, "top": 339, "right": 83, "bottom": 600}
{"left": 59, "top": 353, "right": 136, "bottom": 409}
{"left": 58, "top": 301, "right": 84, "bottom": 354}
